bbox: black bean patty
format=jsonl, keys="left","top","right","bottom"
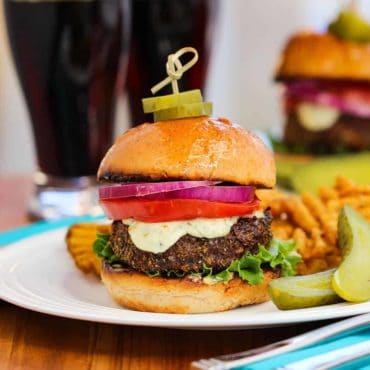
{"left": 110, "top": 211, "right": 272, "bottom": 274}
{"left": 284, "top": 113, "right": 370, "bottom": 153}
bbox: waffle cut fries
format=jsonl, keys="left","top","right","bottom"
{"left": 258, "top": 176, "right": 370, "bottom": 275}
{"left": 66, "top": 223, "right": 111, "bottom": 277}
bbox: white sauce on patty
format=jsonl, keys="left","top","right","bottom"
{"left": 122, "top": 211, "right": 264, "bottom": 254}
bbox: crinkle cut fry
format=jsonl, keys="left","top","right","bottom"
{"left": 66, "top": 223, "right": 110, "bottom": 277}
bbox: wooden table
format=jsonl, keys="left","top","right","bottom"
{"left": 0, "top": 176, "right": 330, "bottom": 370}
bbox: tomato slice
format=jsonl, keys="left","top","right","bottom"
{"left": 100, "top": 198, "right": 260, "bottom": 222}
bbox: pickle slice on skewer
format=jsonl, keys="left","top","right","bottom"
{"left": 332, "top": 206, "right": 370, "bottom": 303}
{"left": 329, "top": 10, "right": 370, "bottom": 43}
{"left": 269, "top": 269, "right": 341, "bottom": 310}
{"left": 142, "top": 90, "right": 203, "bottom": 113}
{"left": 153, "top": 102, "right": 213, "bottom": 121}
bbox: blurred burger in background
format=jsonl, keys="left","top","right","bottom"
{"left": 273, "top": 7, "right": 370, "bottom": 191}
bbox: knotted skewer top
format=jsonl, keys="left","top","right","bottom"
{"left": 151, "top": 47, "right": 199, "bottom": 95}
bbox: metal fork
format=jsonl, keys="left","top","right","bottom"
{"left": 191, "top": 313, "right": 370, "bottom": 370}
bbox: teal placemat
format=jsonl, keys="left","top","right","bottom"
{"left": 236, "top": 324, "right": 370, "bottom": 370}
{"left": 0, "top": 215, "right": 105, "bottom": 246}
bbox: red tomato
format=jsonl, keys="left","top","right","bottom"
{"left": 100, "top": 198, "right": 260, "bottom": 222}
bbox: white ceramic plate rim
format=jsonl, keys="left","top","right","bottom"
{"left": 0, "top": 228, "right": 369, "bottom": 329}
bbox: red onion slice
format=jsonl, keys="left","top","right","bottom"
{"left": 285, "top": 81, "right": 370, "bottom": 118}
{"left": 99, "top": 181, "right": 220, "bottom": 199}
{"left": 145, "top": 186, "right": 255, "bottom": 203}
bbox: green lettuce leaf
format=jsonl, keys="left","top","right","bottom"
{"left": 148, "top": 269, "right": 197, "bottom": 279}
{"left": 146, "top": 270, "right": 160, "bottom": 277}
{"left": 93, "top": 232, "right": 119, "bottom": 263}
{"left": 203, "top": 238, "right": 301, "bottom": 285}
{"left": 202, "top": 263, "right": 213, "bottom": 277}
{"left": 166, "top": 270, "right": 186, "bottom": 278}
{"left": 203, "top": 269, "right": 234, "bottom": 284}
{"left": 231, "top": 255, "right": 264, "bottom": 285}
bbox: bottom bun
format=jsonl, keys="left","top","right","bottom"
{"left": 101, "top": 262, "right": 279, "bottom": 314}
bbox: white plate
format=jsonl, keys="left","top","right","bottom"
{"left": 0, "top": 229, "right": 369, "bottom": 329}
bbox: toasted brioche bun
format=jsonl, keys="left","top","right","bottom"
{"left": 276, "top": 32, "right": 370, "bottom": 81}
{"left": 101, "top": 263, "right": 278, "bottom": 314}
{"left": 98, "top": 116, "right": 275, "bottom": 188}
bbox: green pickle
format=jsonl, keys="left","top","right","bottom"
{"left": 329, "top": 10, "right": 370, "bottom": 43}
{"left": 270, "top": 206, "right": 370, "bottom": 310}
{"left": 268, "top": 269, "right": 342, "bottom": 310}
{"left": 332, "top": 206, "right": 370, "bottom": 302}
{"left": 153, "top": 102, "right": 213, "bottom": 121}
{"left": 142, "top": 90, "right": 203, "bottom": 113}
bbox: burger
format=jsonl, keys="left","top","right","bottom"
{"left": 94, "top": 116, "right": 300, "bottom": 314}
{"left": 275, "top": 9, "right": 370, "bottom": 154}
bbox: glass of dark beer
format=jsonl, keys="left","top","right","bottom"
{"left": 127, "top": 0, "right": 219, "bottom": 126}
{"left": 4, "top": 0, "right": 130, "bottom": 219}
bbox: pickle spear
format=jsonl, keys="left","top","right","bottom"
{"left": 142, "top": 90, "right": 202, "bottom": 113}
{"left": 153, "top": 102, "right": 213, "bottom": 121}
{"left": 332, "top": 206, "right": 370, "bottom": 302}
{"left": 269, "top": 269, "right": 341, "bottom": 310}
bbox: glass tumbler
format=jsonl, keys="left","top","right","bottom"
{"left": 4, "top": 0, "right": 130, "bottom": 219}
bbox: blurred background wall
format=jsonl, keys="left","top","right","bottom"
{"left": 1, "top": 0, "right": 370, "bottom": 175}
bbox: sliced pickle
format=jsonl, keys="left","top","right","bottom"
{"left": 332, "top": 206, "right": 370, "bottom": 303}
{"left": 153, "top": 102, "right": 213, "bottom": 121}
{"left": 328, "top": 10, "right": 370, "bottom": 43}
{"left": 142, "top": 90, "right": 203, "bottom": 113}
{"left": 268, "top": 269, "right": 341, "bottom": 310}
